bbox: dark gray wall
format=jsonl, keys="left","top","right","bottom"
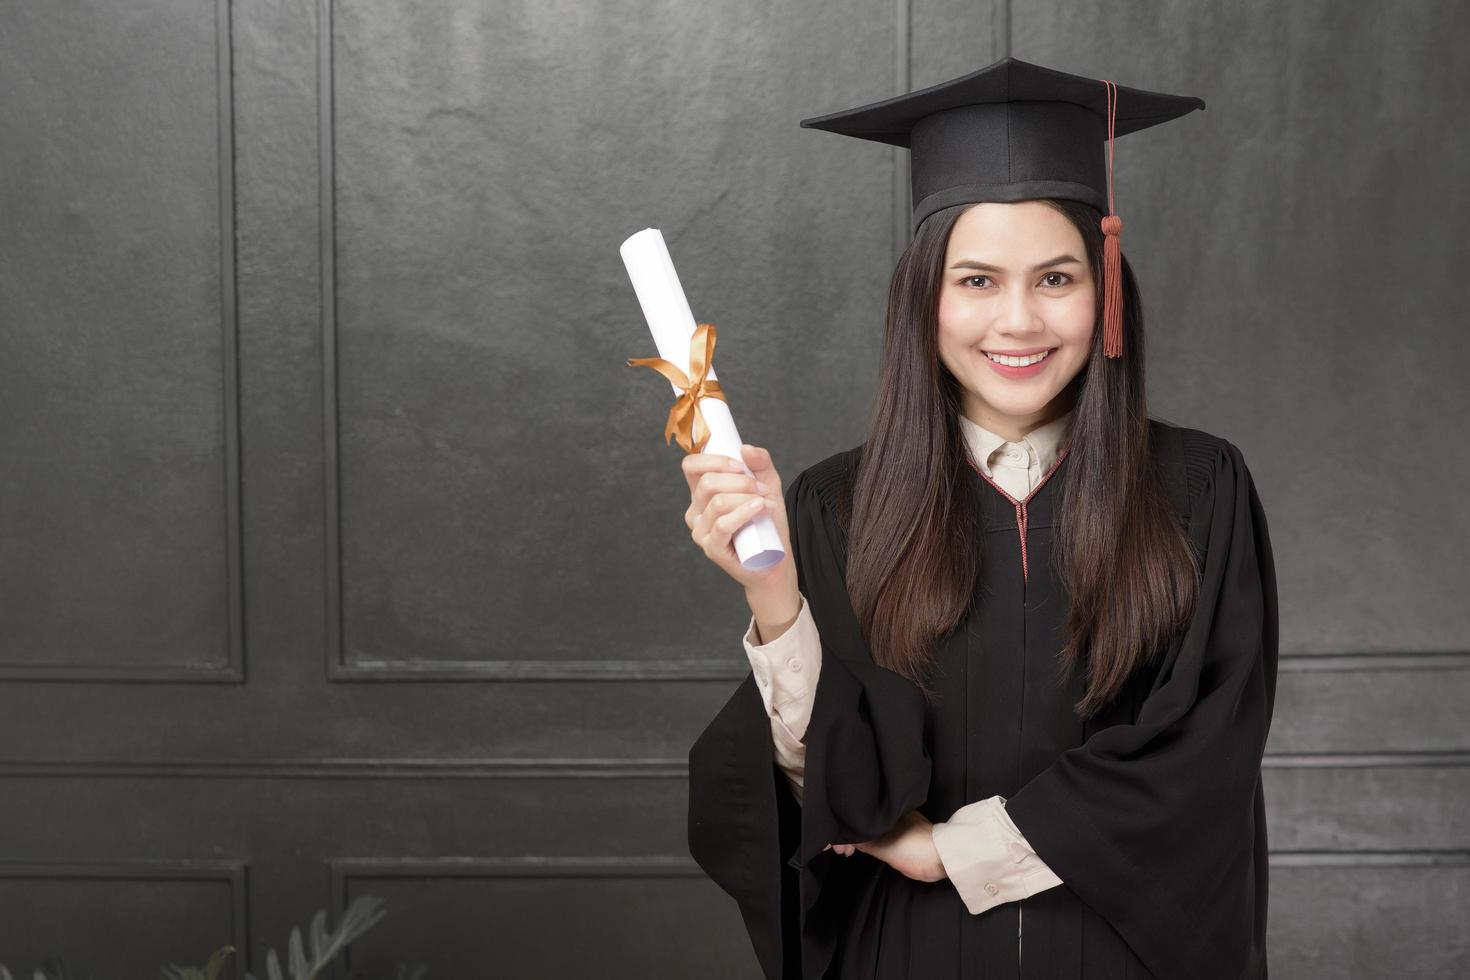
{"left": 0, "top": 0, "right": 1464, "bottom": 977}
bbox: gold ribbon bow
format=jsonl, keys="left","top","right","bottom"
{"left": 626, "top": 321, "right": 727, "bottom": 454}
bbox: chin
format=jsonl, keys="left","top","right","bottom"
{"left": 975, "top": 385, "right": 1060, "bottom": 417}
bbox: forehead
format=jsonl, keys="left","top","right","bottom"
{"left": 945, "top": 201, "right": 1082, "bottom": 261}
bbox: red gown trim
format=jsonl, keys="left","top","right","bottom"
{"left": 964, "top": 442, "right": 1073, "bottom": 584}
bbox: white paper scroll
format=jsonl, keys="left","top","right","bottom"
{"left": 620, "top": 227, "right": 785, "bottom": 571}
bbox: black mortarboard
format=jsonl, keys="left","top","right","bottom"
{"left": 798, "top": 56, "right": 1205, "bottom": 358}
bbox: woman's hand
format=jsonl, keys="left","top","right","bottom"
{"left": 680, "top": 443, "right": 794, "bottom": 596}
{"left": 824, "top": 810, "right": 948, "bottom": 884}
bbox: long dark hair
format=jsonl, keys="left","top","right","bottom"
{"left": 839, "top": 199, "right": 1200, "bottom": 719}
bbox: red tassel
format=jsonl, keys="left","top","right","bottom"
{"left": 1102, "top": 214, "right": 1123, "bottom": 358}
{"left": 1099, "top": 78, "right": 1124, "bottom": 359}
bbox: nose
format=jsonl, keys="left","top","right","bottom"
{"left": 996, "top": 282, "right": 1045, "bottom": 337}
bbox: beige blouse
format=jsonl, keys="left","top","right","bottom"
{"left": 741, "top": 408, "right": 1074, "bottom": 916}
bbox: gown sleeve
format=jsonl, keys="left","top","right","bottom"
{"left": 746, "top": 588, "right": 1061, "bottom": 916}
{"left": 688, "top": 460, "right": 933, "bottom": 980}
{"left": 1002, "top": 438, "right": 1279, "bottom": 980}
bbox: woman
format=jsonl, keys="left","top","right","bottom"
{"left": 682, "top": 57, "right": 1278, "bottom": 980}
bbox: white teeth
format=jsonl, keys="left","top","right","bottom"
{"left": 985, "top": 349, "right": 1051, "bottom": 367}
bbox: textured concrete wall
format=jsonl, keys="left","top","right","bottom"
{"left": 0, "top": 0, "right": 1464, "bottom": 976}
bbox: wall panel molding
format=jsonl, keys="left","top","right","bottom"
{"left": 314, "top": 0, "right": 759, "bottom": 684}
{"left": 0, "top": 0, "right": 243, "bottom": 685}
{"left": 0, "top": 858, "right": 249, "bottom": 954}
{"left": 5, "top": 750, "right": 1468, "bottom": 780}
{"left": 1269, "top": 851, "right": 1470, "bottom": 868}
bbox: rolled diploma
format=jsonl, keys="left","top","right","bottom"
{"left": 620, "top": 227, "right": 785, "bottom": 571}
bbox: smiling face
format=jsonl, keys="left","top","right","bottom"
{"left": 936, "top": 201, "right": 1095, "bottom": 441}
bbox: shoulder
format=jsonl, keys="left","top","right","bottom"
{"left": 1147, "top": 417, "right": 1252, "bottom": 516}
{"left": 791, "top": 443, "right": 864, "bottom": 516}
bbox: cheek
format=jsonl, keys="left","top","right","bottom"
{"left": 936, "top": 288, "right": 985, "bottom": 342}
{"left": 936, "top": 290, "right": 961, "bottom": 333}
{"left": 1057, "top": 294, "right": 1096, "bottom": 344}
{"left": 935, "top": 291, "right": 967, "bottom": 351}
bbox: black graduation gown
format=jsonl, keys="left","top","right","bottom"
{"left": 687, "top": 418, "right": 1279, "bottom": 980}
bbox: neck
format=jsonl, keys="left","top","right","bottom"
{"left": 962, "top": 390, "right": 1076, "bottom": 442}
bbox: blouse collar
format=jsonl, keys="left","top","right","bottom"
{"left": 958, "top": 407, "right": 1075, "bottom": 478}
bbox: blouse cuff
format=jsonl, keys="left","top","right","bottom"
{"left": 932, "top": 795, "right": 1063, "bottom": 916}
{"left": 742, "top": 591, "right": 822, "bottom": 740}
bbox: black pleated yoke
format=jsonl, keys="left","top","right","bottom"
{"left": 687, "top": 418, "right": 1278, "bottom": 980}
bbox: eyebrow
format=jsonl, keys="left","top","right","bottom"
{"left": 949, "top": 254, "right": 1083, "bottom": 272}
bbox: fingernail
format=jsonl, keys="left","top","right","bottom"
{"left": 727, "top": 458, "right": 743, "bottom": 470}
{"left": 755, "top": 480, "right": 768, "bottom": 493}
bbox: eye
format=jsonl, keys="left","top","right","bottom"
{"left": 960, "top": 272, "right": 1074, "bottom": 289}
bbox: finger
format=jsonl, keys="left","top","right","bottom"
{"left": 692, "top": 490, "right": 767, "bottom": 558}
{"left": 711, "top": 493, "right": 770, "bottom": 540}
{"left": 686, "top": 471, "right": 759, "bottom": 533}
{"left": 690, "top": 471, "right": 762, "bottom": 516}
{"left": 739, "top": 444, "right": 782, "bottom": 496}
{"left": 693, "top": 489, "right": 763, "bottom": 535}
{"left": 681, "top": 451, "right": 746, "bottom": 496}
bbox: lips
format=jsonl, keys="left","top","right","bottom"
{"left": 981, "top": 345, "right": 1055, "bottom": 378}
{"left": 982, "top": 346, "right": 1055, "bottom": 357}
{"left": 984, "top": 347, "right": 1055, "bottom": 366}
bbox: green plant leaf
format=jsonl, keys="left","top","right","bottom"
{"left": 286, "top": 929, "right": 308, "bottom": 980}
{"left": 158, "top": 943, "right": 234, "bottom": 980}
{"left": 240, "top": 895, "right": 387, "bottom": 980}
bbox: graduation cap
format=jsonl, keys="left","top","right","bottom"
{"left": 798, "top": 56, "right": 1205, "bottom": 358}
